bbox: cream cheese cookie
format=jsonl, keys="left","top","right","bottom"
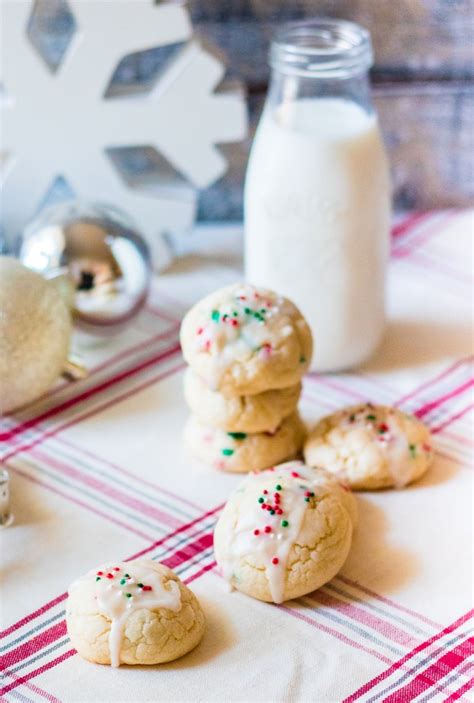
{"left": 180, "top": 283, "right": 313, "bottom": 396}
{"left": 304, "top": 403, "right": 433, "bottom": 490}
{"left": 66, "top": 560, "right": 205, "bottom": 667}
{"left": 183, "top": 367, "right": 301, "bottom": 433}
{"left": 214, "top": 461, "right": 357, "bottom": 603}
{"left": 184, "top": 411, "right": 307, "bottom": 473}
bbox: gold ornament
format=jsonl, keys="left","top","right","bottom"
{"left": 0, "top": 257, "right": 73, "bottom": 415}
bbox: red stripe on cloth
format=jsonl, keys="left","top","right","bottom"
{"left": 185, "top": 561, "right": 217, "bottom": 585}
{"left": 337, "top": 576, "right": 441, "bottom": 629}
{"left": 0, "top": 594, "right": 67, "bottom": 640}
{"left": 395, "top": 357, "right": 473, "bottom": 409}
{"left": 444, "top": 675, "right": 474, "bottom": 702}
{"left": 0, "top": 649, "right": 75, "bottom": 696}
{"left": 391, "top": 212, "right": 432, "bottom": 239}
{"left": 414, "top": 379, "right": 474, "bottom": 419}
{"left": 278, "top": 605, "right": 392, "bottom": 665}
{"left": 431, "top": 403, "right": 474, "bottom": 434}
{"left": 2, "top": 361, "right": 185, "bottom": 463}
{"left": 382, "top": 637, "right": 474, "bottom": 703}
{"left": 343, "top": 610, "right": 473, "bottom": 703}
{"left": 309, "top": 591, "right": 418, "bottom": 648}
{"left": 0, "top": 621, "right": 67, "bottom": 671}
{"left": 30, "top": 447, "right": 182, "bottom": 528}
{"left": 0, "top": 342, "right": 181, "bottom": 443}
{"left": 2, "top": 668, "right": 62, "bottom": 703}
{"left": 392, "top": 210, "right": 457, "bottom": 257}
{"left": 129, "top": 504, "right": 222, "bottom": 562}
{"left": 162, "top": 533, "right": 213, "bottom": 570}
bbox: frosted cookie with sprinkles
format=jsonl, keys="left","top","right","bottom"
{"left": 183, "top": 367, "right": 301, "bottom": 433}
{"left": 304, "top": 403, "right": 433, "bottom": 490}
{"left": 66, "top": 560, "right": 205, "bottom": 667}
{"left": 213, "top": 461, "right": 357, "bottom": 603}
{"left": 183, "top": 411, "right": 307, "bottom": 473}
{"left": 180, "top": 283, "right": 313, "bottom": 396}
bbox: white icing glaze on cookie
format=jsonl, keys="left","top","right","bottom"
{"left": 219, "top": 461, "right": 332, "bottom": 603}
{"left": 69, "top": 562, "right": 181, "bottom": 667}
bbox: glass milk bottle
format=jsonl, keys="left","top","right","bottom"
{"left": 244, "top": 20, "right": 391, "bottom": 372}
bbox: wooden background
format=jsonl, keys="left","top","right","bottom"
{"left": 22, "top": 0, "right": 474, "bottom": 219}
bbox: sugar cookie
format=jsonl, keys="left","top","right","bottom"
{"left": 180, "top": 283, "right": 313, "bottom": 396}
{"left": 184, "top": 411, "right": 306, "bottom": 473}
{"left": 304, "top": 403, "right": 433, "bottom": 490}
{"left": 66, "top": 560, "right": 205, "bottom": 667}
{"left": 183, "top": 368, "right": 301, "bottom": 433}
{"left": 214, "top": 461, "right": 357, "bottom": 603}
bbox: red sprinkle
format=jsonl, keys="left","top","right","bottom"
{"left": 204, "top": 340, "right": 211, "bottom": 352}
{"left": 197, "top": 327, "right": 204, "bottom": 335}
{"left": 263, "top": 489, "right": 268, "bottom": 495}
{"left": 305, "top": 491, "right": 312, "bottom": 497}
{"left": 276, "top": 508, "right": 283, "bottom": 515}
{"left": 272, "top": 557, "right": 279, "bottom": 565}
{"left": 378, "top": 423, "right": 389, "bottom": 433}
{"left": 264, "top": 526, "right": 272, "bottom": 533}
{"left": 253, "top": 529, "right": 260, "bottom": 536}
{"left": 142, "top": 585, "right": 152, "bottom": 592}
{"left": 261, "top": 504, "right": 267, "bottom": 510}
{"left": 274, "top": 493, "right": 280, "bottom": 502}
{"left": 291, "top": 471, "right": 300, "bottom": 478}
{"left": 231, "top": 319, "right": 239, "bottom": 327}
{"left": 238, "top": 295, "right": 246, "bottom": 300}
{"left": 113, "top": 567, "right": 120, "bottom": 571}
{"left": 423, "top": 443, "right": 432, "bottom": 452}
{"left": 106, "top": 573, "right": 114, "bottom": 579}
{"left": 96, "top": 571, "right": 103, "bottom": 576}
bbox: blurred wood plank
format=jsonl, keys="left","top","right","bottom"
{"left": 190, "top": 0, "right": 474, "bottom": 82}
{"left": 197, "top": 81, "right": 474, "bottom": 219}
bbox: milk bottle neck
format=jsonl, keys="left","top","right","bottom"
{"left": 268, "top": 19, "right": 375, "bottom": 115}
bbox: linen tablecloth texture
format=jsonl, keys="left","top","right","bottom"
{"left": 1, "top": 210, "right": 472, "bottom": 703}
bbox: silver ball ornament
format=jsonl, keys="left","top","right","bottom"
{"left": 19, "top": 202, "right": 152, "bottom": 335}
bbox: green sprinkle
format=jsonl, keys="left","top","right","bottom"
{"left": 258, "top": 497, "right": 264, "bottom": 504}
{"left": 227, "top": 432, "right": 247, "bottom": 440}
{"left": 260, "top": 308, "right": 266, "bottom": 314}
{"left": 409, "top": 444, "right": 417, "bottom": 458}
{"left": 304, "top": 497, "right": 310, "bottom": 503}
{"left": 124, "top": 574, "right": 130, "bottom": 578}
{"left": 300, "top": 356, "right": 306, "bottom": 363}
{"left": 270, "top": 510, "right": 275, "bottom": 515}
{"left": 254, "top": 313, "right": 264, "bottom": 322}
{"left": 366, "top": 414, "right": 376, "bottom": 421}
{"left": 120, "top": 578, "right": 126, "bottom": 585}
{"left": 211, "top": 309, "right": 220, "bottom": 322}
{"left": 125, "top": 593, "right": 132, "bottom": 598}
{"left": 137, "top": 583, "right": 144, "bottom": 588}
{"left": 96, "top": 576, "right": 101, "bottom": 581}
{"left": 233, "top": 311, "right": 238, "bottom": 317}
{"left": 281, "top": 520, "right": 289, "bottom": 527}
{"left": 275, "top": 484, "right": 282, "bottom": 491}
{"left": 244, "top": 307, "right": 251, "bottom": 314}
{"left": 222, "top": 448, "right": 234, "bottom": 456}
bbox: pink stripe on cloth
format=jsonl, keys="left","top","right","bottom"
{"left": 30, "top": 448, "right": 182, "bottom": 529}
{"left": 392, "top": 210, "right": 457, "bottom": 257}
{"left": 0, "top": 669, "right": 62, "bottom": 703}
{"left": 337, "top": 576, "right": 442, "bottom": 629}
{"left": 0, "top": 342, "right": 181, "bottom": 443}
{"left": 7, "top": 463, "right": 155, "bottom": 541}
{"left": 0, "top": 621, "right": 67, "bottom": 671}
{"left": 382, "top": 637, "right": 474, "bottom": 703}
{"left": 309, "top": 590, "right": 418, "bottom": 648}
{"left": 2, "top": 361, "right": 185, "bottom": 463}
{"left": 278, "top": 605, "right": 392, "bottom": 665}
{"left": 343, "top": 609, "right": 473, "bottom": 703}
{"left": 0, "top": 595, "right": 67, "bottom": 640}
{"left": 0, "top": 650, "right": 75, "bottom": 697}
{"left": 395, "top": 357, "right": 473, "bottom": 408}
{"left": 431, "top": 403, "right": 474, "bottom": 434}
{"left": 54, "top": 435, "right": 204, "bottom": 512}
{"left": 414, "top": 379, "right": 474, "bottom": 420}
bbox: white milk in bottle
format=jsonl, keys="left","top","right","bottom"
{"left": 244, "top": 21, "right": 391, "bottom": 372}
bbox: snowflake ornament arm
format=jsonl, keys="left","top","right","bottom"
{"left": 0, "top": 0, "right": 247, "bottom": 264}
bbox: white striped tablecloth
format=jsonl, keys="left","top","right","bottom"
{"left": 1, "top": 209, "right": 473, "bottom": 703}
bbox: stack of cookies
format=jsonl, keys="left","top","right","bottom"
{"left": 180, "top": 283, "right": 313, "bottom": 472}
